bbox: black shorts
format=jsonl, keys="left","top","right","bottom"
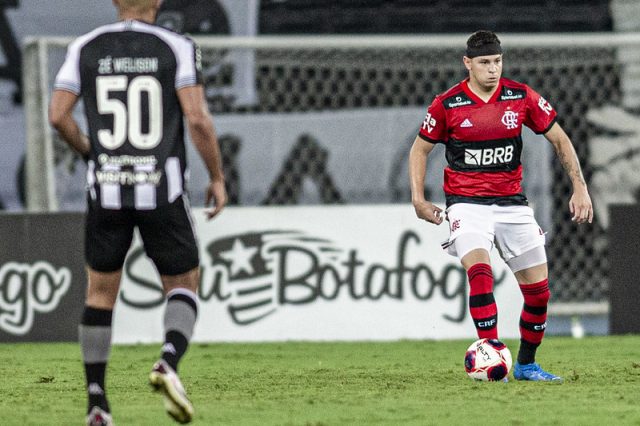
{"left": 85, "top": 196, "right": 199, "bottom": 275}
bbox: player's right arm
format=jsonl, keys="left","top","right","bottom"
{"left": 409, "top": 136, "right": 443, "bottom": 225}
{"left": 49, "top": 90, "right": 90, "bottom": 159}
{"left": 409, "top": 99, "right": 447, "bottom": 225}
{"left": 177, "top": 85, "right": 227, "bottom": 219}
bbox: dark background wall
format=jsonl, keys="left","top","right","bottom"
{"left": 259, "top": 0, "right": 612, "bottom": 34}
{"left": 608, "top": 204, "right": 640, "bottom": 334}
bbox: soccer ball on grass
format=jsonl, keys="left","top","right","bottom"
{"left": 464, "top": 338, "right": 512, "bottom": 381}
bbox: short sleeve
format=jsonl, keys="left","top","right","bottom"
{"left": 524, "top": 86, "right": 557, "bottom": 134}
{"left": 53, "top": 40, "right": 82, "bottom": 94}
{"left": 175, "top": 39, "right": 204, "bottom": 89}
{"left": 418, "top": 97, "right": 447, "bottom": 143}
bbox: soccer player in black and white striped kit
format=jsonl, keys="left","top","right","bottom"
{"left": 49, "top": 1, "right": 227, "bottom": 424}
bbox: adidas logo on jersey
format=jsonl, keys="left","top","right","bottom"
{"left": 460, "top": 119, "right": 473, "bottom": 128}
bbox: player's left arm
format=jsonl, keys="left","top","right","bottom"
{"left": 49, "top": 90, "right": 90, "bottom": 159}
{"left": 543, "top": 122, "right": 593, "bottom": 224}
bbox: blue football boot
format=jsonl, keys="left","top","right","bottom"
{"left": 513, "top": 362, "right": 563, "bottom": 382}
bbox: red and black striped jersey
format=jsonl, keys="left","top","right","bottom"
{"left": 418, "top": 78, "right": 557, "bottom": 206}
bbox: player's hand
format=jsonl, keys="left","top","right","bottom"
{"left": 413, "top": 199, "right": 444, "bottom": 225}
{"left": 205, "top": 178, "right": 227, "bottom": 220}
{"left": 569, "top": 187, "right": 593, "bottom": 224}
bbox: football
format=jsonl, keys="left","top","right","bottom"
{"left": 464, "top": 338, "right": 512, "bottom": 381}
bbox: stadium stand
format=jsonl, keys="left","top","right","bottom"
{"left": 259, "top": 0, "right": 612, "bottom": 34}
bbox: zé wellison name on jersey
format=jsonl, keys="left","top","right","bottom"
{"left": 98, "top": 56, "right": 159, "bottom": 74}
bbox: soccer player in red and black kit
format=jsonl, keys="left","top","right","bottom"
{"left": 49, "top": 0, "right": 227, "bottom": 424}
{"left": 409, "top": 30, "right": 593, "bottom": 382}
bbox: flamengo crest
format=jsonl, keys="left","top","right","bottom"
{"left": 501, "top": 111, "right": 519, "bottom": 129}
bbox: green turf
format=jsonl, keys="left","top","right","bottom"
{"left": 1, "top": 336, "right": 639, "bottom": 425}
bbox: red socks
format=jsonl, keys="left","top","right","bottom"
{"left": 519, "top": 279, "right": 550, "bottom": 346}
{"left": 467, "top": 263, "right": 498, "bottom": 339}
{"left": 467, "top": 264, "right": 550, "bottom": 353}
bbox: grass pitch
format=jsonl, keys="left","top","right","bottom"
{"left": 1, "top": 336, "right": 639, "bottom": 425}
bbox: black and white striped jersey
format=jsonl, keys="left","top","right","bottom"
{"left": 54, "top": 19, "right": 203, "bottom": 210}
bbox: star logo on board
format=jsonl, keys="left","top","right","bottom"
{"left": 206, "top": 231, "right": 341, "bottom": 325}
{"left": 219, "top": 238, "right": 259, "bottom": 277}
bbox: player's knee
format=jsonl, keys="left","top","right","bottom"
{"left": 86, "top": 285, "right": 119, "bottom": 309}
{"left": 507, "top": 245, "right": 547, "bottom": 274}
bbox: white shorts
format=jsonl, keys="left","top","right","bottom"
{"left": 441, "top": 203, "right": 546, "bottom": 263}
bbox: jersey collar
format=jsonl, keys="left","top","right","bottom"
{"left": 461, "top": 78, "right": 502, "bottom": 104}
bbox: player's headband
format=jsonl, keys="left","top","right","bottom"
{"left": 465, "top": 43, "right": 503, "bottom": 58}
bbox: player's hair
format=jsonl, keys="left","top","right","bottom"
{"left": 467, "top": 31, "right": 501, "bottom": 49}
{"left": 465, "top": 30, "right": 502, "bottom": 58}
{"left": 116, "top": 0, "right": 158, "bottom": 12}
